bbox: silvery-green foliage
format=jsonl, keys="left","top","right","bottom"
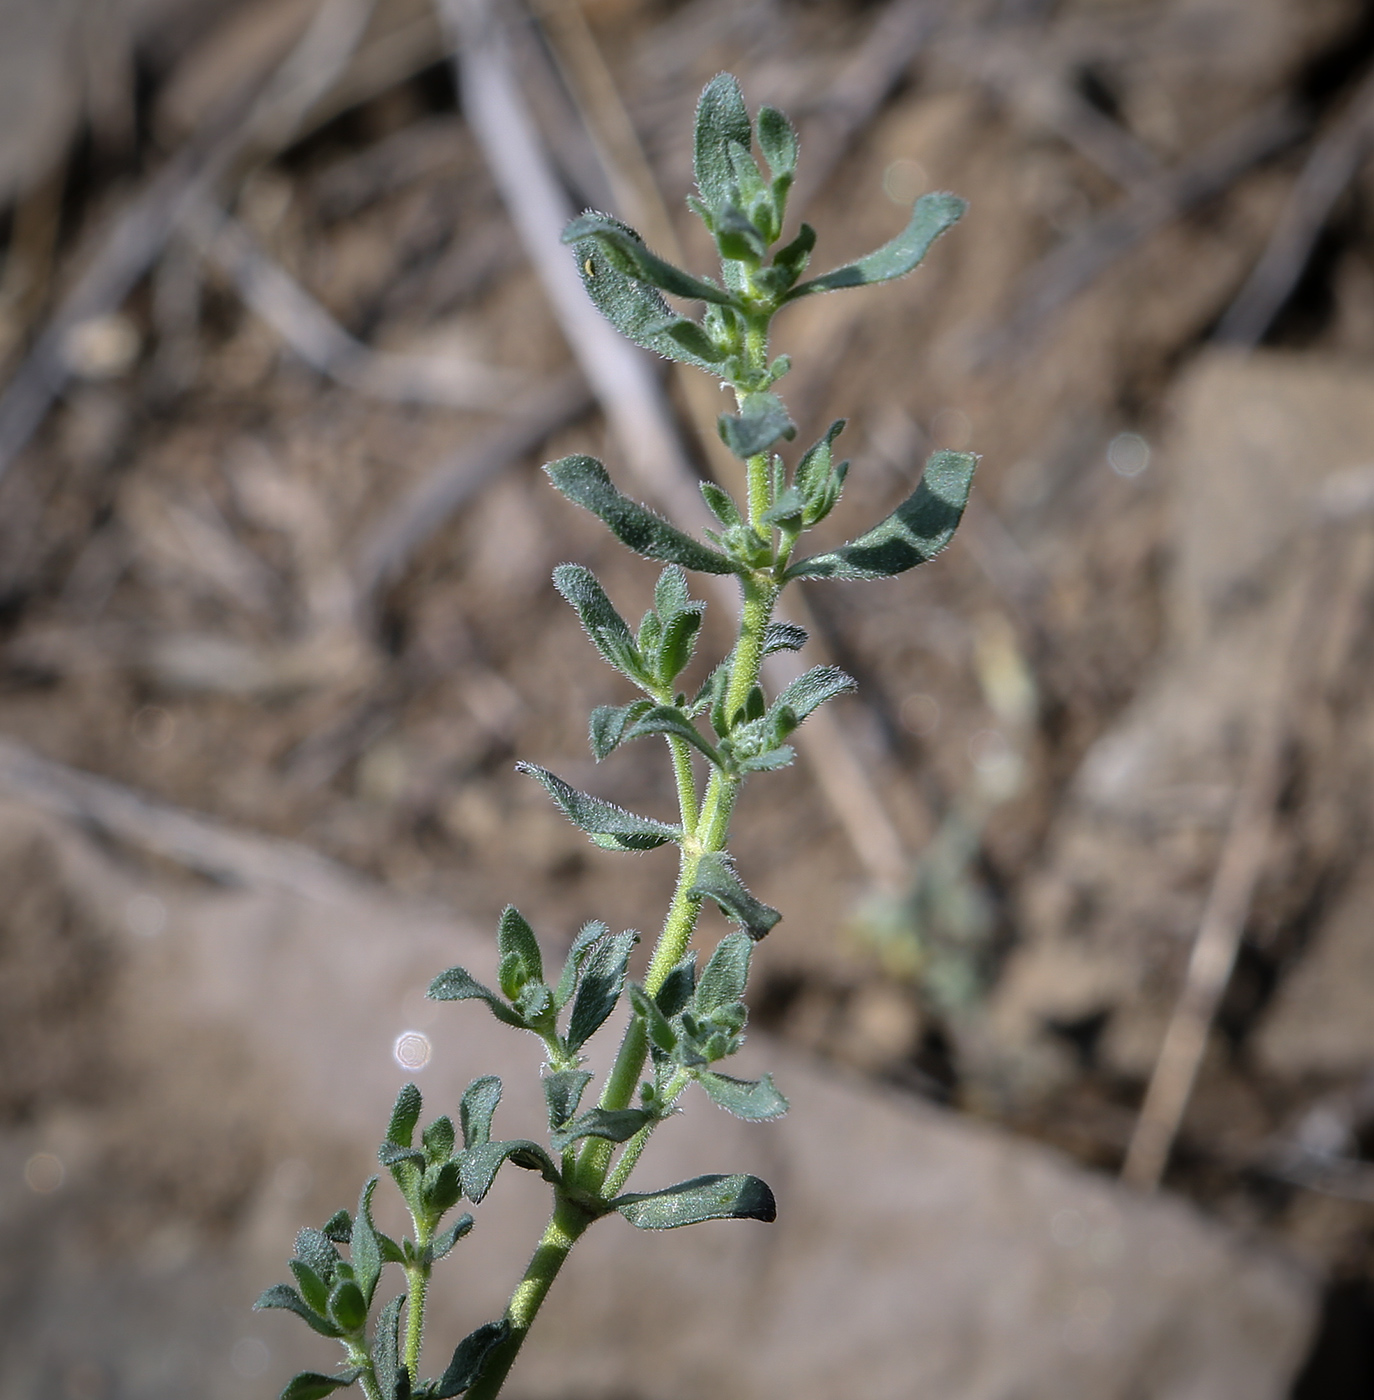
{"left": 264, "top": 72, "right": 975, "bottom": 1400}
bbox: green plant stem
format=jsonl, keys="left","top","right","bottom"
{"left": 601, "top": 1067, "right": 690, "bottom": 1199}
{"left": 347, "top": 1342, "right": 383, "bottom": 1400}
{"left": 403, "top": 1259, "right": 429, "bottom": 1383}
{"left": 665, "top": 733, "right": 699, "bottom": 835}
{"left": 464, "top": 1197, "right": 591, "bottom": 1400}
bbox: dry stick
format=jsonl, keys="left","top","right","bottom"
{"left": 446, "top": 0, "right": 914, "bottom": 886}
{"left": 0, "top": 735, "right": 371, "bottom": 907}
{"left": 1214, "top": 66, "right": 1374, "bottom": 347}
{"left": 184, "top": 200, "right": 535, "bottom": 411}
{"left": 0, "top": 0, "right": 377, "bottom": 485}
{"left": 1119, "top": 524, "right": 1331, "bottom": 1192}
{"left": 984, "top": 98, "right": 1304, "bottom": 363}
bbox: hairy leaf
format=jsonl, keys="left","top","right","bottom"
{"left": 322, "top": 1209, "right": 352, "bottom": 1244}
{"left": 373, "top": 1296, "right": 406, "bottom": 1400}
{"left": 422, "top": 1116, "right": 456, "bottom": 1164}
{"left": 695, "top": 928, "right": 754, "bottom": 1013}
{"left": 589, "top": 700, "right": 653, "bottom": 761}
{"left": 517, "top": 763, "right": 682, "bottom": 852}
{"left": 762, "top": 621, "right": 807, "bottom": 655}
{"left": 496, "top": 905, "right": 543, "bottom": 987}
{"left": 546, "top": 456, "right": 737, "bottom": 575}
{"left": 427, "top": 1212, "right": 474, "bottom": 1263}
{"left": 289, "top": 1260, "right": 329, "bottom": 1317}
{"left": 700, "top": 481, "right": 743, "bottom": 527}
{"left": 655, "top": 954, "right": 697, "bottom": 1018}
{"left": 254, "top": 1284, "right": 343, "bottom": 1339}
{"left": 612, "top": 1173, "right": 777, "bottom": 1228}
{"left": 294, "top": 1227, "right": 340, "bottom": 1285}
{"left": 566, "top": 214, "right": 722, "bottom": 371}
{"left": 786, "top": 450, "right": 976, "bottom": 581}
{"left": 386, "top": 1083, "right": 422, "bottom": 1149}
{"left": 695, "top": 74, "right": 752, "bottom": 212}
{"left": 624, "top": 705, "right": 723, "bottom": 766}
{"left": 433, "top": 1320, "right": 512, "bottom": 1398}
{"left": 460, "top": 1140, "right": 560, "bottom": 1204}
{"left": 552, "top": 564, "right": 645, "bottom": 684}
{"left": 554, "top": 920, "right": 610, "bottom": 1010}
{"left": 550, "top": 1106, "right": 654, "bottom": 1152}
{"left": 426, "top": 966, "right": 526, "bottom": 1027}
{"left": 351, "top": 1178, "right": 383, "bottom": 1308}
{"left": 774, "top": 665, "right": 855, "bottom": 726}
{"left": 697, "top": 1071, "right": 789, "bottom": 1121}
{"left": 717, "top": 392, "right": 796, "bottom": 460}
{"left": 543, "top": 1069, "right": 593, "bottom": 1129}
{"left": 689, "top": 856, "right": 780, "bottom": 941}
{"left": 279, "top": 1370, "right": 364, "bottom": 1400}
{"left": 655, "top": 605, "right": 705, "bottom": 687}
{"left": 565, "top": 213, "right": 735, "bottom": 305}
{"left": 787, "top": 191, "right": 966, "bottom": 298}
{"left": 459, "top": 1075, "right": 503, "bottom": 1150}
{"left": 628, "top": 981, "right": 678, "bottom": 1053}
{"left": 328, "top": 1278, "right": 367, "bottom": 1334}
{"left": 567, "top": 928, "right": 637, "bottom": 1050}
{"left": 757, "top": 104, "right": 798, "bottom": 180}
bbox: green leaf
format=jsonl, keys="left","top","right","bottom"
{"left": 496, "top": 905, "right": 543, "bottom": 987}
{"left": 567, "top": 928, "right": 637, "bottom": 1050}
{"left": 544, "top": 1069, "right": 593, "bottom": 1129}
{"left": 694, "top": 929, "right": 754, "bottom": 1015}
{"left": 613, "top": 1173, "right": 776, "bottom": 1228}
{"left": 757, "top": 104, "right": 798, "bottom": 180}
{"left": 759, "top": 486, "right": 806, "bottom": 529}
{"left": 690, "top": 857, "right": 780, "bottom": 941}
{"left": 460, "top": 1140, "right": 560, "bottom": 1204}
{"left": 550, "top": 1106, "right": 654, "bottom": 1152}
{"left": 426, "top": 965, "right": 527, "bottom": 1027}
{"left": 589, "top": 699, "right": 654, "bottom": 761}
{"left": 697, "top": 1071, "right": 789, "bottom": 1121}
{"left": 427, "top": 1213, "right": 473, "bottom": 1263}
{"left": 651, "top": 316, "right": 728, "bottom": 365}
{"left": 546, "top": 456, "right": 737, "bottom": 576}
{"left": 294, "top": 1227, "right": 340, "bottom": 1284}
{"left": 289, "top": 1260, "right": 330, "bottom": 1316}
{"left": 422, "top": 1159, "right": 463, "bottom": 1215}
{"left": 655, "top": 954, "right": 697, "bottom": 1017}
{"left": 762, "top": 621, "right": 807, "bottom": 655}
{"left": 655, "top": 602, "right": 705, "bottom": 687}
{"left": 787, "top": 191, "right": 966, "bottom": 298}
{"left": 554, "top": 920, "right": 610, "bottom": 1010}
{"left": 771, "top": 223, "right": 816, "bottom": 286}
{"left": 433, "top": 1320, "right": 512, "bottom": 1398}
{"left": 322, "top": 1209, "right": 353, "bottom": 1244}
{"left": 624, "top": 705, "right": 723, "bottom": 767}
{"left": 517, "top": 763, "right": 682, "bottom": 852}
{"left": 254, "top": 1283, "right": 343, "bottom": 1339}
{"left": 459, "top": 1075, "right": 503, "bottom": 1150}
{"left": 373, "top": 1296, "right": 406, "bottom": 1400}
{"left": 386, "top": 1083, "right": 422, "bottom": 1149}
{"left": 775, "top": 665, "right": 855, "bottom": 727}
{"left": 552, "top": 564, "right": 646, "bottom": 684}
{"left": 566, "top": 215, "right": 723, "bottom": 372}
{"left": 280, "top": 1369, "right": 364, "bottom": 1400}
{"left": 717, "top": 392, "right": 796, "bottom": 460}
{"left": 713, "top": 203, "right": 767, "bottom": 264}
{"left": 423, "top": 1116, "right": 456, "bottom": 1164}
{"left": 700, "top": 481, "right": 743, "bottom": 528}
{"left": 786, "top": 449, "right": 976, "bottom": 581}
{"left": 328, "top": 1278, "right": 367, "bottom": 1334}
{"left": 378, "top": 1141, "right": 426, "bottom": 1172}
{"left": 351, "top": 1178, "right": 383, "bottom": 1308}
{"left": 627, "top": 981, "right": 679, "bottom": 1053}
{"left": 564, "top": 213, "right": 736, "bottom": 305}
{"left": 695, "top": 74, "right": 752, "bottom": 212}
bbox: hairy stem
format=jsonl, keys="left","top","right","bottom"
{"left": 347, "top": 1342, "right": 383, "bottom": 1400}
{"left": 403, "top": 1261, "right": 428, "bottom": 1383}
{"left": 464, "top": 1198, "right": 591, "bottom": 1400}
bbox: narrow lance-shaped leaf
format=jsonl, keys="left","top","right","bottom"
{"left": 496, "top": 905, "right": 543, "bottom": 986}
{"left": 552, "top": 564, "right": 645, "bottom": 684}
{"left": 697, "top": 1071, "right": 789, "bottom": 1121}
{"left": 567, "top": 928, "right": 638, "bottom": 1050}
{"left": 544, "top": 1069, "right": 593, "bottom": 1129}
{"left": 432, "top": 1320, "right": 512, "bottom": 1399}
{"left": 351, "top": 1177, "right": 383, "bottom": 1308}
{"left": 517, "top": 763, "right": 682, "bottom": 852}
{"left": 695, "top": 74, "right": 752, "bottom": 211}
{"left": 372, "top": 1296, "right": 406, "bottom": 1400}
{"left": 786, "top": 191, "right": 967, "bottom": 298}
{"left": 624, "top": 706, "right": 724, "bottom": 767}
{"left": 550, "top": 1106, "right": 654, "bottom": 1152}
{"left": 757, "top": 104, "right": 798, "bottom": 180}
{"left": 254, "top": 1284, "right": 343, "bottom": 1339}
{"left": 426, "top": 965, "right": 526, "bottom": 1027}
{"left": 546, "top": 456, "right": 738, "bottom": 576}
{"left": 554, "top": 920, "right": 609, "bottom": 1010}
{"left": 387, "top": 1083, "right": 422, "bottom": 1148}
{"left": 459, "top": 1075, "right": 503, "bottom": 1150}
{"left": 613, "top": 1173, "right": 777, "bottom": 1228}
{"left": 566, "top": 215, "right": 722, "bottom": 372}
{"left": 460, "top": 1139, "right": 560, "bottom": 1204}
{"left": 565, "top": 213, "right": 736, "bottom": 306}
{"left": 689, "top": 856, "right": 781, "bottom": 941}
{"left": 773, "top": 665, "right": 856, "bottom": 728}
{"left": 628, "top": 981, "right": 678, "bottom": 1053}
{"left": 427, "top": 1212, "right": 473, "bottom": 1263}
{"left": 589, "top": 700, "right": 653, "bottom": 761}
{"left": 695, "top": 927, "right": 754, "bottom": 1011}
{"left": 762, "top": 621, "right": 807, "bottom": 654}
{"left": 786, "top": 450, "right": 977, "bottom": 581}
